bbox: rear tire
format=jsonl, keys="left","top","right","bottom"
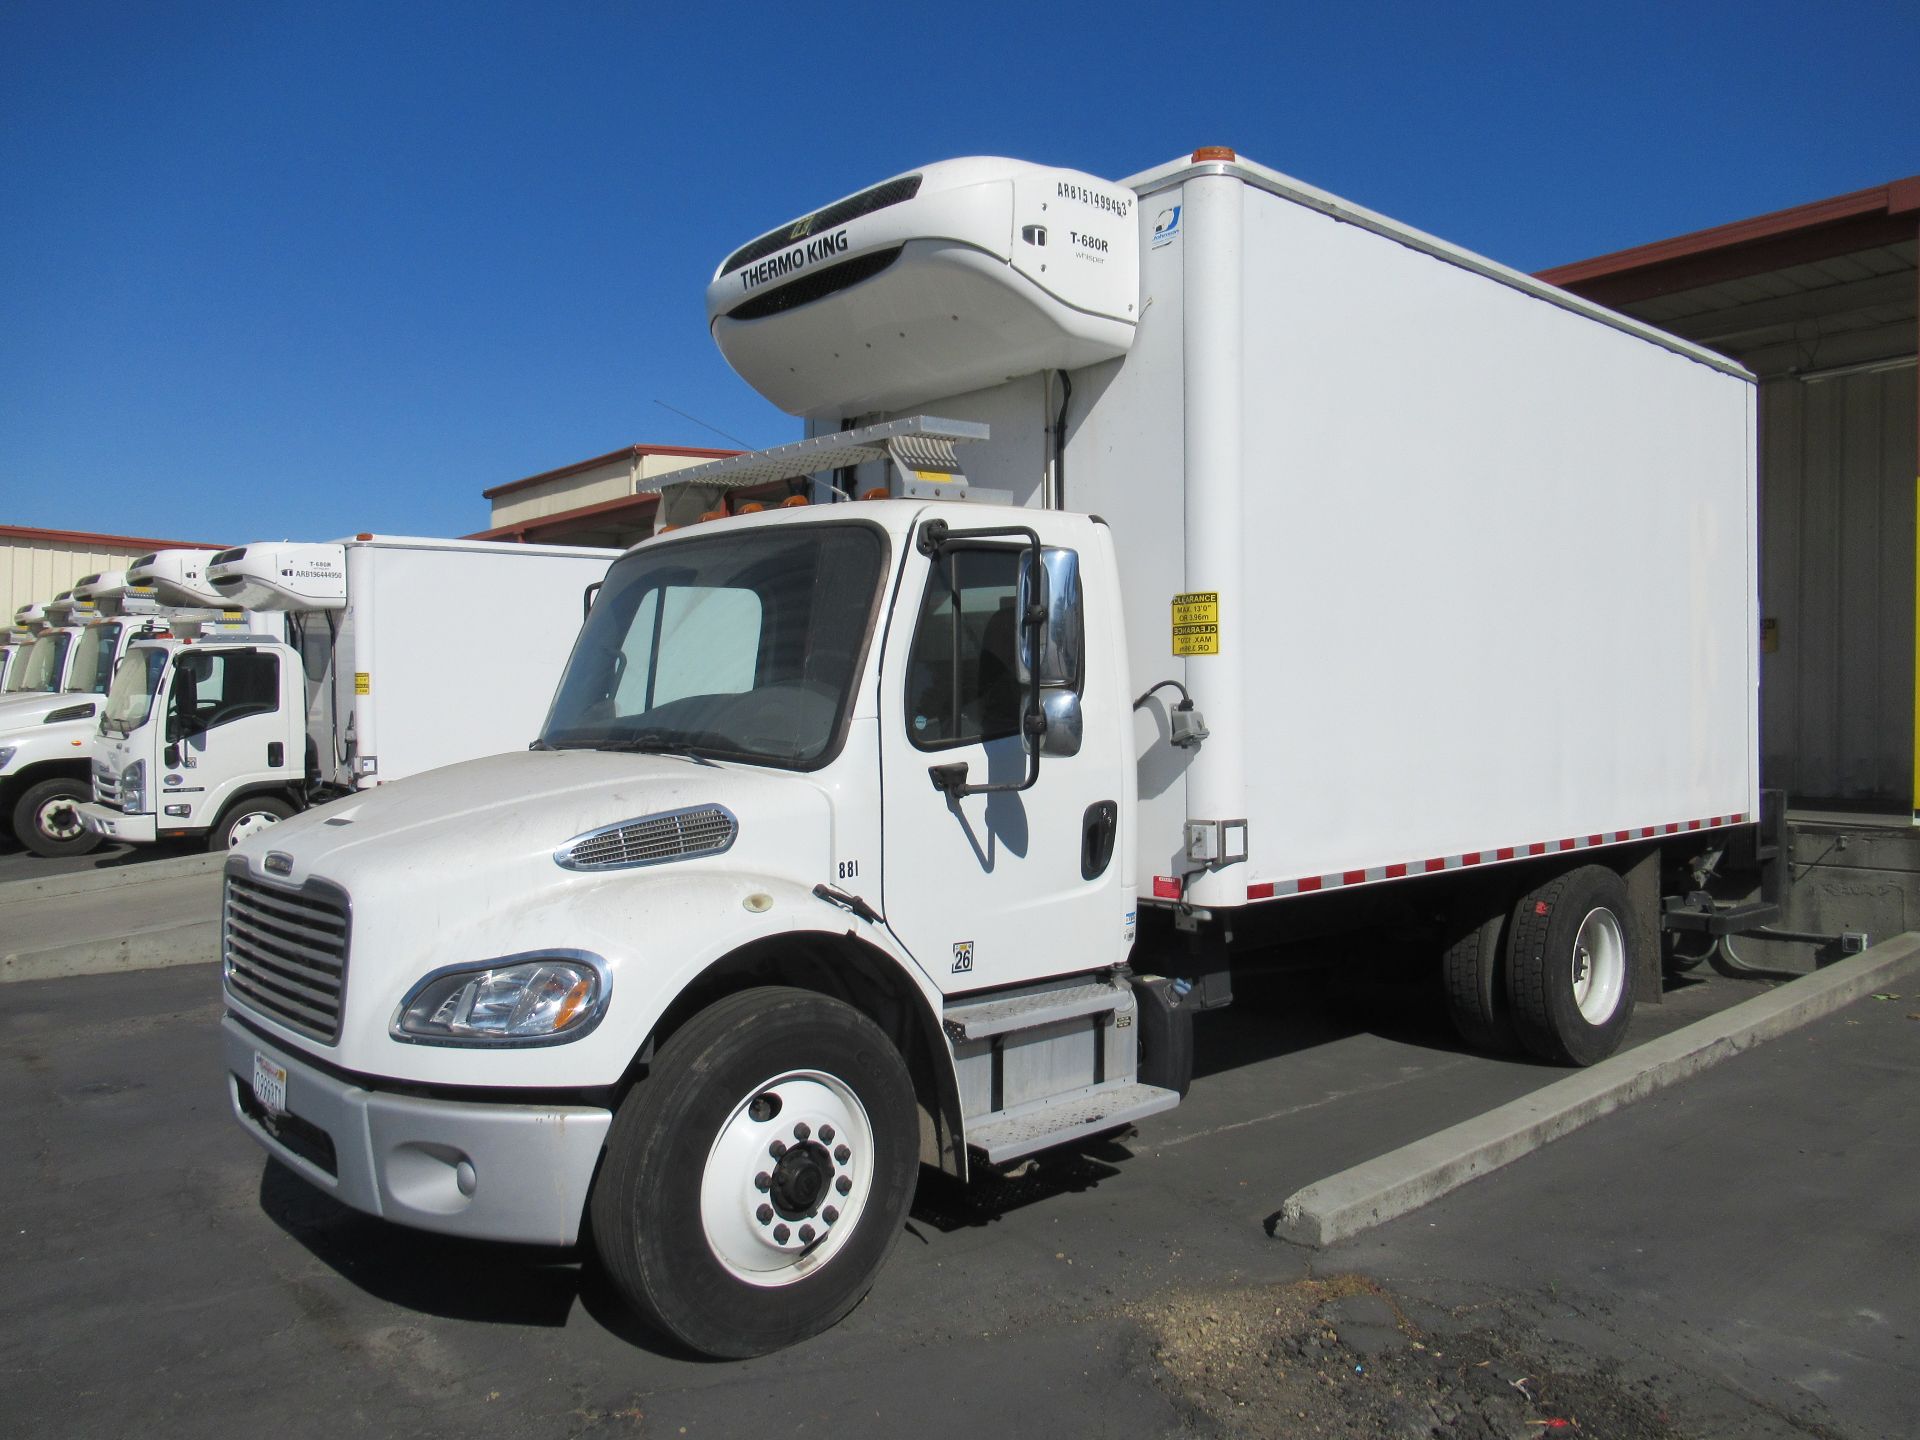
{"left": 1505, "top": 865, "right": 1637, "bottom": 1066}
{"left": 590, "top": 987, "right": 920, "bottom": 1358}
{"left": 209, "top": 795, "right": 294, "bottom": 851}
{"left": 14, "top": 777, "right": 100, "bottom": 858}
{"left": 1440, "top": 898, "right": 1520, "bottom": 1054}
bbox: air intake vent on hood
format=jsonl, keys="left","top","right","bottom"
{"left": 556, "top": 804, "right": 738, "bottom": 872}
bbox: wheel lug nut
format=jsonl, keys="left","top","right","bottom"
{"left": 773, "top": 1224, "right": 790, "bottom": 1244}
{"left": 757, "top": 1204, "right": 773, "bottom": 1224}
{"left": 818, "top": 1124, "right": 835, "bottom": 1143}
{"left": 834, "top": 1144, "right": 850, "bottom": 1163}
{"left": 754, "top": 1171, "right": 770, "bottom": 1191}
{"left": 824, "top": 1206, "right": 839, "bottom": 1224}
{"left": 798, "top": 1224, "right": 815, "bottom": 1244}
{"left": 835, "top": 1175, "right": 851, "bottom": 1195}
{"left": 793, "top": 1121, "right": 811, "bottom": 1141}
{"left": 770, "top": 1140, "right": 787, "bottom": 1158}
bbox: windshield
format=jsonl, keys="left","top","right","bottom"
{"left": 8, "top": 632, "right": 71, "bottom": 693}
{"left": 102, "top": 646, "right": 170, "bottom": 734}
{"left": 541, "top": 522, "right": 887, "bottom": 768}
{"left": 64, "top": 623, "right": 124, "bottom": 694}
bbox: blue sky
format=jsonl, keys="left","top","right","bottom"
{"left": 2, "top": 1, "right": 1914, "bottom": 546}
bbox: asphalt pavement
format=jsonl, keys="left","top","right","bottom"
{"left": 5, "top": 953, "right": 1912, "bottom": 1438}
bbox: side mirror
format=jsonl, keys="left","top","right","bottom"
{"left": 1020, "top": 547, "right": 1084, "bottom": 760}
{"left": 1016, "top": 548, "right": 1083, "bottom": 690}
{"left": 1040, "top": 689, "right": 1083, "bottom": 757}
{"left": 164, "top": 743, "right": 182, "bottom": 768}
{"left": 165, "top": 714, "right": 182, "bottom": 744}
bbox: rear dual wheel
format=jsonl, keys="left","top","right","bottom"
{"left": 1443, "top": 864, "right": 1638, "bottom": 1067}
{"left": 590, "top": 987, "right": 920, "bottom": 1358}
{"left": 1505, "top": 865, "right": 1636, "bottom": 1066}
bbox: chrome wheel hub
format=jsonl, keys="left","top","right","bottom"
{"left": 701, "top": 1069, "right": 872, "bottom": 1286}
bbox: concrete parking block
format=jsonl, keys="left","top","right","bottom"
{"left": 1274, "top": 930, "right": 1920, "bottom": 1247}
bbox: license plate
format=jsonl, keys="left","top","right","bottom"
{"left": 251, "top": 1050, "right": 288, "bottom": 1117}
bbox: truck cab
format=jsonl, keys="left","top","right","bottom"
{"left": 86, "top": 631, "right": 306, "bottom": 851}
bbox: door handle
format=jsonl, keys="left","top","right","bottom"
{"left": 1081, "top": 800, "right": 1118, "bottom": 880}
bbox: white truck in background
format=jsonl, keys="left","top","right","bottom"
{"left": 0, "top": 556, "right": 268, "bottom": 856}
{"left": 218, "top": 151, "right": 1758, "bottom": 1357}
{"left": 82, "top": 535, "right": 618, "bottom": 853}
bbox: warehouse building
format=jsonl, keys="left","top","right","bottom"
{"left": 1541, "top": 174, "right": 1919, "bottom": 946}
{"left": 468, "top": 442, "right": 739, "bottom": 548}
{"left": 2, "top": 523, "right": 223, "bottom": 620}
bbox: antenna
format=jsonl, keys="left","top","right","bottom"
{"left": 652, "top": 400, "right": 753, "bottom": 449}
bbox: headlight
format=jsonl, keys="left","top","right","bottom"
{"left": 392, "top": 954, "right": 608, "bottom": 1046}
{"left": 46, "top": 702, "right": 96, "bottom": 724}
{"left": 120, "top": 760, "right": 147, "bottom": 811}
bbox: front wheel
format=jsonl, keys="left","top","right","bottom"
{"left": 209, "top": 795, "right": 295, "bottom": 852}
{"left": 14, "top": 777, "right": 101, "bottom": 858}
{"left": 590, "top": 987, "right": 920, "bottom": 1358}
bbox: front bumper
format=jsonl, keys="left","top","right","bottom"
{"left": 222, "top": 1016, "right": 612, "bottom": 1246}
{"left": 78, "top": 803, "right": 156, "bottom": 843}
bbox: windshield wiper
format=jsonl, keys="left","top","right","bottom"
{"left": 596, "top": 731, "right": 718, "bottom": 765}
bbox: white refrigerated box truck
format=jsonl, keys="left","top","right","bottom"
{"left": 82, "top": 535, "right": 617, "bottom": 851}
{"left": 217, "top": 150, "right": 1758, "bottom": 1358}
{"left": 0, "top": 557, "right": 275, "bottom": 855}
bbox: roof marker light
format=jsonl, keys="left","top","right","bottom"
{"left": 780, "top": 495, "right": 809, "bottom": 508}
{"left": 1191, "top": 146, "right": 1237, "bottom": 162}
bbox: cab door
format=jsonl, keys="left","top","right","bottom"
{"left": 163, "top": 647, "right": 297, "bottom": 823}
{"left": 879, "top": 513, "right": 1129, "bottom": 995}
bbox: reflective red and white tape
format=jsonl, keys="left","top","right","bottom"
{"left": 1149, "top": 813, "right": 1749, "bottom": 902}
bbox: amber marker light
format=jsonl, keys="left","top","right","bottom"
{"left": 1191, "top": 146, "right": 1237, "bottom": 162}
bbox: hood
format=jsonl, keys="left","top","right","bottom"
{"left": 0, "top": 690, "right": 102, "bottom": 731}
{"left": 242, "top": 747, "right": 833, "bottom": 898}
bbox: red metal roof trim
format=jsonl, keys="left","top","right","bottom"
{"left": 481, "top": 443, "right": 742, "bottom": 500}
{"left": 1537, "top": 175, "right": 1920, "bottom": 308}
{"left": 465, "top": 491, "right": 663, "bottom": 542}
{"left": 0, "top": 523, "right": 224, "bottom": 549}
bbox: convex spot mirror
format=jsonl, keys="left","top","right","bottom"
{"left": 1017, "top": 547, "right": 1084, "bottom": 758}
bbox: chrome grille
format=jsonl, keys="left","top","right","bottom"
{"left": 556, "top": 805, "right": 737, "bottom": 872}
{"left": 92, "top": 762, "right": 122, "bottom": 810}
{"left": 223, "top": 872, "right": 350, "bottom": 1043}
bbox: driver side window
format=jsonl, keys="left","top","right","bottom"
{"left": 170, "top": 650, "right": 280, "bottom": 735}
{"left": 905, "top": 547, "right": 1022, "bottom": 751}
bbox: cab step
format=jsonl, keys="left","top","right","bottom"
{"left": 966, "top": 1080, "right": 1181, "bottom": 1165}
{"left": 942, "top": 978, "right": 1129, "bottom": 1042}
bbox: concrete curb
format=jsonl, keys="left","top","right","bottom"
{"left": 0, "top": 851, "right": 222, "bottom": 902}
{"left": 1274, "top": 931, "right": 1920, "bottom": 1247}
{"left": 1, "top": 920, "right": 218, "bottom": 984}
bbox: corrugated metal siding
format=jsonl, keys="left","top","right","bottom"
{"left": 1758, "top": 365, "right": 1918, "bottom": 803}
{"left": 1, "top": 542, "right": 151, "bottom": 620}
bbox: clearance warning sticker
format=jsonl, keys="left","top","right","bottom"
{"left": 1171, "top": 591, "right": 1220, "bottom": 656}
{"left": 354, "top": 672, "right": 370, "bottom": 696}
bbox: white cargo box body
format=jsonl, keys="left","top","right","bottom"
{"left": 807, "top": 154, "right": 1759, "bottom": 910}
{"left": 323, "top": 537, "right": 617, "bottom": 788}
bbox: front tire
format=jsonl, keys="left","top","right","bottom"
{"left": 590, "top": 987, "right": 920, "bottom": 1358}
{"left": 209, "top": 795, "right": 294, "bottom": 852}
{"left": 1505, "top": 865, "right": 1637, "bottom": 1066}
{"left": 14, "top": 777, "right": 100, "bottom": 858}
